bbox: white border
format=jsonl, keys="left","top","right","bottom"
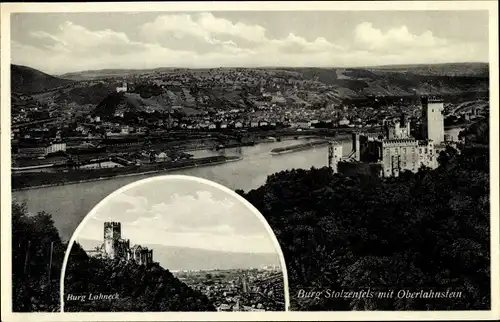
{"left": 1, "top": 1, "right": 499, "bottom": 321}
{"left": 58, "top": 174, "right": 291, "bottom": 313}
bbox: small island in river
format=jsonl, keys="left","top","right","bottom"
{"left": 270, "top": 140, "right": 330, "bottom": 155}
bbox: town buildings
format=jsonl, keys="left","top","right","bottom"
{"left": 116, "top": 82, "right": 128, "bottom": 93}
{"left": 175, "top": 268, "right": 284, "bottom": 312}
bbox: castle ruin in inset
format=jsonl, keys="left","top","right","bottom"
{"left": 87, "top": 222, "right": 153, "bottom": 265}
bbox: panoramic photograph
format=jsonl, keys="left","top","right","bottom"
{"left": 61, "top": 176, "right": 286, "bottom": 312}
{"left": 7, "top": 7, "right": 492, "bottom": 314}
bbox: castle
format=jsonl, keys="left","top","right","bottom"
{"left": 335, "top": 96, "right": 460, "bottom": 177}
{"left": 87, "top": 222, "right": 153, "bottom": 265}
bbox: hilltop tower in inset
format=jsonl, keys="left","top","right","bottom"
{"left": 421, "top": 96, "right": 444, "bottom": 144}
{"left": 103, "top": 222, "right": 121, "bottom": 259}
{"left": 99, "top": 222, "right": 152, "bottom": 265}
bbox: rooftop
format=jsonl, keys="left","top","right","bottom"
{"left": 422, "top": 96, "right": 444, "bottom": 103}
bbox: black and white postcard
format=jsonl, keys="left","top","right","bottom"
{"left": 1, "top": 1, "right": 498, "bottom": 321}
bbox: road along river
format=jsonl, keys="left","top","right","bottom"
{"left": 13, "top": 138, "right": 352, "bottom": 240}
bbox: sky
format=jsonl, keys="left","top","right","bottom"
{"left": 10, "top": 11, "right": 489, "bottom": 75}
{"left": 75, "top": 177, "right": 279, "bottom": 254}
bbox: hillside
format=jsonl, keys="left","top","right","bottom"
{"left": 240, "top": 121, "right": 489, "bottom": 310}
{"left": 366, "top": 62, "right": 489, "bottom": 77}
{"left": 11, "top": 64, "right": 74, "bottom": 94}
{"left": 78, "top": 239, "right": 280, "bottom": 271}
{"left": 11, "top": 202, "right": 216, "bottom": 312}
{"left": 64, "top": 242, "right": 216, "bottom": 312}
{"left": 280, "top": 65, "right": 489, "bottom": 97}
{"left": 12, "top": 63, "right": 489, "bottom": 114}
{"left": 92, "top": 91, "right": 204, "bottom": 118}
{"left": 60, "top": 63, "right": 489, "bottom": 80}
{"left": 60, "top": 68, "right": 167, "bottom": 80}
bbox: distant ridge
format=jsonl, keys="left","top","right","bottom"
{"left": 11, "top": 64, "right": 74, "bottom": 94}
{"left": 366, "top": 62, "right": 488, "bottom": 68}
{"left": 365, "top": 62, "right": 489, "bottom": 77}
{"left": 78, "top": 238, "right": 281, "bottom": 271}
{"left": 11, "top": 63, "right": 489, "bottom": 104}
{"left": 60, "top": 67, "right": 178, "bottom": 80}
{"left": 58, "top": 62, "right": 489, "bottom": 80}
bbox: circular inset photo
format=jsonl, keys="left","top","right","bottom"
{"left": 60, "top": 175, "right": 288, "bottom": 312}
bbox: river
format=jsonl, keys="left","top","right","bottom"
{"left": 13, "top": 138, "right": 352, "bottom": 240}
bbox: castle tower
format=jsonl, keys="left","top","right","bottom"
{"left": 352, "top": 133, "right": 360, "bottom": 161}
{"left": 147, "top": 249, "right": 153, "bottom": 264}
{"left": 328, "top": 141, "right": 343, "bottom": 173}
{"left": 399, "top": 113, "right": 410, "bottom": 138}
{"left": 103, "top": 222, "right": 121, "bottom": 259}
{"left": 421, "top": 96, "right": 444, "bottom": 143}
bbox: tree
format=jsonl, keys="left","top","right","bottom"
{"left": 12, "top": 202, "right": 65, "bottom": 312}
{"left": 437, "top": 146, "right": 459, "bottom": 167}
{"left": 64, "top": 242, "right": 216, "bottom": 312}
{"left": 12, "top": 201, "right": 217, "bottom": 312}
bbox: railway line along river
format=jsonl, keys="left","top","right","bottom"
{"left": 13, "top": 138, "right": 352, "bottom": 241}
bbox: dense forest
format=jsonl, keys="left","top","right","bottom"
{"left": 12, "top": 203, "right": 65, "bottom": 312}
{"left": 12, "top": 119, "right": 490, "bottom": 312}
{"left": 64, "top": 243, "right": 215, "bottom": 311}
{"left": 238, "top": 119, "right": 490, "bottom": 311}
{"left": 11, "top": 203, "right": 215, "bottom": 312}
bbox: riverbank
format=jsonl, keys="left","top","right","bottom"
{"left": 12, "top": 155, "right": 242, "bottom": 191}
{"left": 270, "top": 140, "right": 330, "bottom": 155}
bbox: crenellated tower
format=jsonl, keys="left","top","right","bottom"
{"left": 103, "top": 222, "right": 121, "bottom": 259}
{"left": 421, "top": 96, "right": 444, "bottom": 144}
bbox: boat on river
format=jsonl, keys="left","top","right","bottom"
{"left": 270, "top": 140, "right": 330, "bottom": 155}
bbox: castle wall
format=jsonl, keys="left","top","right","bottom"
{"left": 338, "top": 161, "right": 383, "bottom": 177}
{"left": 137, "top": 248, "right": 153, "bottom": 265}
{"left": 352, "top": 133, "right": 361, "bottom": 161}
{"left": 380, "top": 139, "right": 442, "bottom": 177}
{"left": 387, "top": 122, "right": 411, "bottom": 139}
{"left": 104, "top": 239, "right": 115, "bottom": 259}
{"left": 418, "top": 141, "right": 438, "bottom": 169}
{"left": 360, "top": 138, "right": 382, "bottom": 162}
{"left": 115, "top": 239, "right": 130, "bottom": 259}
{"left": 382, "top": 139, "right": 420, "bottom": 177}
{"left": 132, "top": 245, "right": 143, "bottom": 264}
{"left": 328, "top": 141, "right": 343, "bottom": 173}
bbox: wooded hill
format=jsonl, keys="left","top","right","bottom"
{"left": 238, "top": 119, "right": 490, "bottom": 310}
{"left": 11, "top": 203, "right": 215, "bottom": 312}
